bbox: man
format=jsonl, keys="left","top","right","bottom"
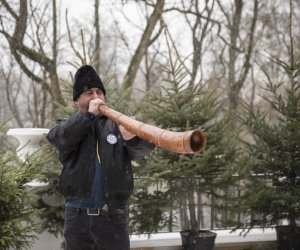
{"left": 47, "top": 65, "right": 155, "bottom": 250}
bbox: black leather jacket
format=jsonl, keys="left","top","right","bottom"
{"left": 47, "top": 111, "right": 154, "bottom": 205}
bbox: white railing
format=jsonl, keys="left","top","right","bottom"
{"left": 130, "top": 228, "right": 277, "bottom": 248}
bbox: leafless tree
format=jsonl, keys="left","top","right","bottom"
{"left": 1, "top": 0, "right": 297, "bottom": 128}
{"left": 0, "top": 0, "right": 65, "bottom": 126}
{"left": 122, "top": 0, "right": 165, "bottom": 94}
{"left": 94, "top": 0, "right": 101, "bottom": 73}
{"left": 164, "top": 0, "right": 219, "bottom": 88}
{"left": 216, "top": 0, "right": 259, "bottom": 111}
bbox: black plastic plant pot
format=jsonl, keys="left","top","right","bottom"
{"left": 180, "top": 230, "right": 217, "bottom": 250}
{"left": 276, "top": 225, "right": 300, "bottom": 250}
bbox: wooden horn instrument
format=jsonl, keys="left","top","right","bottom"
{"left": 99, "top": 104, "right": 206, "bottom": 154}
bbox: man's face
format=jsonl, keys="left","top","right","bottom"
{"left": 75, "top": 87, "right": 105, "bottom": 112}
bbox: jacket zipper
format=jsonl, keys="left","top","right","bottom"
{"left": 82, "top": 134, "right": 93, "bottom": 197}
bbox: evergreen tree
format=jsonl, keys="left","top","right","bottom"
{"left": 240, "top": 39, "right": 300, "bottom": 232}
{"left": 0, "top": 123, "right": 48, "bottom": 249}
{"left": 130, "top": 54, "right": 239, "bottom": 234}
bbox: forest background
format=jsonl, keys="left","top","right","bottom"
{"left": 1, "top": 0, "right": 299, "bottom": 127}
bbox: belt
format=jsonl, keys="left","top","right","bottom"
{"left": 66, "top": 206, "right": 126, "bottom": 216}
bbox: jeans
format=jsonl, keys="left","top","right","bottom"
{"left": 64, "top": 207, "right": 129, "bottom": 250}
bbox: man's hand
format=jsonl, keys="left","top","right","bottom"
{"left": 119, "top": 116, "right": 136, "bottom": 140}
{"left": 88, "top": 98, "right": 105, "bottom": 116}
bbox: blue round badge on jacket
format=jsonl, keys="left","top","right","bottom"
{"left": 107, "top": 134, "right": 117, "bottom": 144}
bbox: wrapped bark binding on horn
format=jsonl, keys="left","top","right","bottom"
{"left": 99, "top": 104, "right": 206, "bottom": 154}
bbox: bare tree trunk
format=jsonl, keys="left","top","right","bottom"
{"left": 189, "top": 0, "right": 215, "bottom": 88}
{"left": 122, "top": 0, "right": 165, "bottom": 93}
{"left": 227, "top": 0, "right": 243, "bottom": 110}
{"left": 223, "top": 0, "right": 258, "bottom": 111}
{"left": 197, "top": 190, "right": 203, "bottom": 229}
{"left": 179, "top": 178, "right": 189, "bottom": 230}
{"left": 4, "top": 66, "right": 24, "bottom": 127}
{"left": 94, "top": 0, "right": 101, "bottom": 73}
{"left": 187, "top": 179, "right": 198, "bottom": 232}
{"left": 210, "top": 192, "right": 215, "bottom": 230}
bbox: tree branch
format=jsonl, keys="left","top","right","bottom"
{"left": 12, "top": 0, "right": 27, "bottom": 41}
{"left": 237, "top": 0, "right": 258, "bottom": 90}
{"left": 122, "top": 0, "right": 165, "bottom": 91}
{"left": 93, "top": 0, "right": 101, "bottom": 72}
{"left": 65, "top": 10, "right": 85, "bottom": 65}
{"left": 0, "top": 0, "right": 18, "bottom": 20}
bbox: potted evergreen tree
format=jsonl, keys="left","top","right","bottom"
{"left": 240, "top": 36, "right": 300, "bottom": 250}
{"left": 134, "top": 56, "right": 239, "bottom": 249}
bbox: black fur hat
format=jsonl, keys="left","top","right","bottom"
{"left": 73, "top": 65, "right": 106, "bottom": 101}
